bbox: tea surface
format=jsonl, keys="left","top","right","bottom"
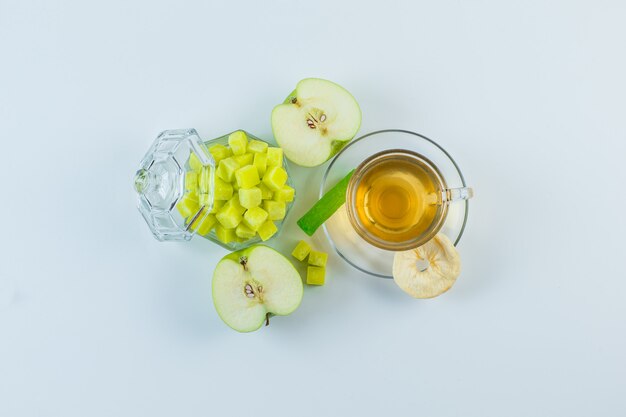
{"left": 354, "top": 157, "right": 439, "bottom": 243}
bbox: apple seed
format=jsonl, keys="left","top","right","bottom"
{"left": 244, "top": 284, "right": 254, "bottom": 298}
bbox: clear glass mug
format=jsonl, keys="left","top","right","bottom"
{"left": 345, "top": 149, "right": 473, "bottom": 251}
{"left": 133, "top": 129, "right": 294, "bottom": 249}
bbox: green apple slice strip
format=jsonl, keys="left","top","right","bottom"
{"left": 297, "top": 169, "right": 354, "bottom": 236}
{"left": 272, "top": 78, "right": 361, "bottom": 167}
{"left": 212, "top": 245, "right": 303, "bottom": 332}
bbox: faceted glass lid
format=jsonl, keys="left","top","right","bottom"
{"left": 134, "top": 129, "right": 214, "bottom": 241}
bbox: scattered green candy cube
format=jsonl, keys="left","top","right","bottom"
{"left": 209, "top": 144, "right": 232, "bottom": 163}
{"left": 247, "top": 139, "right": 268, "bottom": 153}
{"left": 238, "top": 187, "right": 262, "bottom": 209}
{"left": 234, "top": 153, "right": 254, "bottom": 167}
{"left": 291, "top": 240, "right": 311, "bottom": 261}
{"left": 258, "top": 183, "right": 273, "bottom": 200}
{"left": 213, "top": 177, "right": 233, "bottom": 201}
{"left": 228, "top": 131, "right": 248, "bottom": 156}
{"left": 257, "top": 220, "right": 278, "bottom": 241}
{"left": 243, "top": 207, "right": 268, "bottom": 231}
{"left": 235, "top": 165, "right": 260, "bottom": 189}
{"left": 215, "top": 224, "right": 237, "bottom": 244}
{"left": 308, "top": 250, "right": 328, "bottom": 267}
{"left": 262, "top": 166, "right": 288, "bottom": 191}
{"left": 235, "top": 223, "right": 256, "bottom": 239}
{"left": 217, "top": 157, "right": 240, "bottom": 183}
{"left": 266, "top": 147, "right": 283, "bottom": 167}
{"left": 306, "top": 266, "right": 325, "bottom": 286}
{"left": 273, "top": 185, "right": 295, "bottom": 202}
{"left": 263, "top": 200, "right": 286, "bottom": 221}
{"left": 253, "top": 152, "right": 267, "bottom": 177}
{"left": 176, "top": 193, "right": 199, "bottom": 218}
{"left": 185, "top": 171, "right": 198, "bottom": 192}
{"left": 216, "top": 204, "right": 243, "bottom": 229}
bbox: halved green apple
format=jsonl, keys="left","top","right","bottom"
{"left": 212, "top": 245, "right": 303, "bottom": 332}
{"left": 271, "top": 78, "right": 361, "bottom": 167}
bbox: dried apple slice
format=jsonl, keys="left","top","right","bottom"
{"left": 392, "top": 233, "right": 461, "bottom": 298}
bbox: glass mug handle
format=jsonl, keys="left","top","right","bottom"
{"left": 442, "top": 187, "right": 474, "bottom": 203}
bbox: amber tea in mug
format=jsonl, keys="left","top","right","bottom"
{"left": 346, "top": 150, "right": 472, "bottom": 251}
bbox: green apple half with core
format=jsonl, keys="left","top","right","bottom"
{"left": 212, "top": 245, "right": 303, "bottom": 332}
{"left": 271, "top": 78, "right": 361, "bottom": 167}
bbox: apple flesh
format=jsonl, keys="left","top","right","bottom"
{"left": 271, "top": 78, "right": 361, "bottom": 167}
{"left": 212, "top": 245, "right": 303, "bottom": 332}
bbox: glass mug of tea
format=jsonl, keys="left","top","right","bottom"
{"left": 345, "top": 149, "right": 473, "bottom": 251}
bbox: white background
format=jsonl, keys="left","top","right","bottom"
{"left": 1, "top": 1, "right": 625, "bottom": 416}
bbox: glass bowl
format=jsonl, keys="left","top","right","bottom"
{"left": 201, "top": 132, "right": 295, "bottom": 251}
{"left": 135, "top": 129, "right": 295, "bottom": 251}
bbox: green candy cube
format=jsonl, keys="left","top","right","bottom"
{"left": 209, "top": 144, "right": 232, "bottom": 163}
{"left": 224, "top": 195, "right": 246, "bottom": 215}
{"left": 176, "top": 193, "right": 199, "bottom": 218}
{"left": 273, "top": 185, "right": 295, "bottom": 202}
{"left": 235, "top": 223, "right": 256, "bottom": 239}
{"left": 198, "top": 166, "right": 212, "bottom": 193}
{"left": 210, "top": 199, "right": 224, "bottom": 214}
{"left": 238, "top": 187, "right": 262, "bottom": 209}
{"left": 257, "top": 220, "right": 278, "bottom": 241}
{"left": 213, "top": 177, "right": 233, "bottom": 201}
{"left": 306, "top": 266, "right": 325, "bottom": 286}
{"left": 263, "top": 200, "right": 286, "bottom": 221}
{"left": 266, "top": 147, "right": 283, "bottom": 167}
{"left": 243, "top": 207, "right": 268, "bottom": 231}
{"left": 198, "top": 193, "right": 212, "bottom": 207}
{"left": 228, "top": 130, "right": 248, "bottom": 156}
{"left": 247, "top": 139, "right": 268, "bottom": 153}
{"left": 253, "top": 152, "right": 267, "bottom": 177}
{"left": 258, "top": 183, "right": 273, "bottom": 199}
{"left": 190, "top": 213, "right": 216, "bottom": 236}
{"left": 185, "top": 171, "right": 198, "bottom": 192}
{"left": 234, "top": 153, "right": 254, "bottom": 167}
{"left": 235, "top": 165, "right": 260, "bottom": 189}
{"left": 188, "top": 153, "right": 203, "bottom": 172}
{"left": 216, "top": 204, "right": 243, "bottom": 229}
{"left": 262, "top": 166, "right": 287, "bottom": 191}
{"left": 308, "top": 250, "right": 328, "bottom": 267}
{"left": 215, "top": 224, "right": 237, "bottom": 244}
{"left": 291, "top": 240, "right": 311, "bottom": 261}
{"left": 217, "top": 157, "right": 240, "bottom": 183}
